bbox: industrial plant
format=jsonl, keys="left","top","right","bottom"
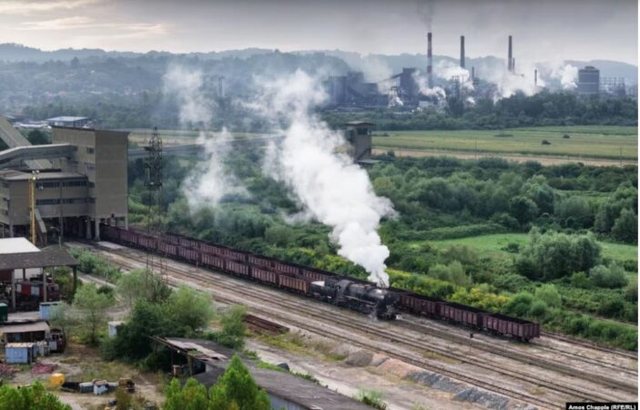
{"left": 324, "top": 32, "right": 633, "bottom": 110}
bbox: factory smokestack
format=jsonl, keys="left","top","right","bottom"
{"left": 460, "top": 35, "right": 465, "bottom": 69}
{"left": 508, "top": 35, "right": 513, "bottom": 73}
{"left": 471, "top": 66, "right": 475, "bottom": 81}
{"left": 427, "top": 32, "right": 433, "bottom": 88}
{"left": 534, "top": 69, "right": 538, "bottom": 87}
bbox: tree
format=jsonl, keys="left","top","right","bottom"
{"left": 49, "top": 302, "right": 78, "bottom": 339}
{"left": 102, "top": 300, "right": 169, "bottom": 361}
{"left": 509, "top": 196, "right": 538, "bottom": 226}
{"left": 215, "top": 305, "right": 247, "bottom": 349}
{"left": 504, "top": 291, "right": 534, "bottom": 317}
{"left": 611, "top": 208, "right": 638, "bottom": 244}
{"left": 534, "top": 284, "right": 561, "bottom": 308}
{"left": 209, "top": 355, "right": 270, "bottom": 410}
{"left": 166, "top": 286, "right": 215, "bottom": 336}
{"left": 116, "top": 269, "right": 171, "bottom": 307}
{"left": 26, "top": 129, "right": 49, "bottom": 145}
{"left": 589, "top": 264, "right": 628, "bottom": 289}
{"left": 73, "top": 284, "right": 114, "bottom": 345}
{"left": 516, "top": 230, "right": 601, "bottom": 280}
{"left": 0, "top": 382, "right": 71, "bottom": 410}
{"left": 164, "top": 378, "right": 208, "bottom": 410}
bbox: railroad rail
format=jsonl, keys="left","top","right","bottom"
{"left": 89, "top": 244, "right": 637, "bottom": 409}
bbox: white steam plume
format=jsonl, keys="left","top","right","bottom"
{"left": 258, "top": 71, "right": 395, "bottom": 287}
{"left": 435, "top": 60, "right": 474, "bottom": 91}
{"left": 547, "top": 63, "right": 578, "bottom": 90}
{"left": 162, "top": 64, "right": 248, "bottom": 209}
{"left": 182, "top": 129, "right": 249, "bottom": 209}
{"left": 163, "top": 64, "right": 212, "bottom": 125}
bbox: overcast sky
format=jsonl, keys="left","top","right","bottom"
{"left": 0, "top": 0, "right": 637, "bottom": 64}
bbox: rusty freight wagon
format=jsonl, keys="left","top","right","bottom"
{"left": 483, "top": 313, "right": 540, "bottom": 341}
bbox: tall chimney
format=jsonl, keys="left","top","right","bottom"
{"left": 427, "top": 32, "right": 433, "bottom": 88}
{"left": 534, "top": 69, "right": 538, "bottom": 87}
{"left": 471, "top": 66, "right": 475, "bottom": 81}
{"left": 460, "top": 35, "right": 465, "bottom": 69}
{"left": 508, "top": 35, "right": 513, "bottom": 72}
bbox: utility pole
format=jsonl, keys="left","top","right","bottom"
{"left": 29, "top": 170, "right": 39, "bottom": 246}
{"left": 144, "top": 127, "right": 165, "bottom": 278}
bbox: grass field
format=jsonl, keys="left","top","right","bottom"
{"left": 373, "top": 126, "right": 638, "bottom": 160}
{"left": 427, "top": 233, "right": 637, "bottom": 265}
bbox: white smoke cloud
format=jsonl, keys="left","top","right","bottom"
{"left": 257, "top": 70, "right": 395, "bottom": 287}
{"left": 548, "top": 63, "right": 578, "bottom": 90}
{"left": 162, "top": 64, "right": 248, "bottom": 209}
{"left": 475, "top": 58, "right": 539, "bottom": 100}
{"left": 163, "top": 64, "right": 212, "bottom": 125}
{"left": 182, "top": 129, "right": 249, "bottom": 209}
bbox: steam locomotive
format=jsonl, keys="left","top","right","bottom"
{"left": 311, "top": 278, "right": 399, "bottom": 320}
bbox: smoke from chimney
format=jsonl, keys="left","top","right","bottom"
{"left": 460, "top": 35, "right": 465, "bottom": 69}
{"left": 427, "top": 32, "right": 433, "bottom": 88}
{"left": 508, "top": 35, "right": 513, "bottom": 73}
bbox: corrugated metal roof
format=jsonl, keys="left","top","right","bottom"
{"left": 47, "top": 116, "right": 89, "bottom": 122}
{"left": 6, "top": 342, "right": 35, "bottom": 348}
{"left": 0, "top": 249, "right": 77, "bottom": 270}
{"left": 0, "top": 170, "right": 85, "bottom": 181}
{"left": 0, "top": 321, "right": 50, "bottom": 334}
{"left": 0, "top": 238, "right": 40, "bottom": 254}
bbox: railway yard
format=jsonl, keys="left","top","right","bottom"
{"left": 71, "top": 240, "right": 638, "bottom": 410}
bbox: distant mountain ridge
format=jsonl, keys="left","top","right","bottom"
{"left": 0, "top": 43, "right": 637, "bottom": 84}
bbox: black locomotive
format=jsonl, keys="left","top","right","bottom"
{"left": 310, "top": 278, "right": 399, "bottom": 320}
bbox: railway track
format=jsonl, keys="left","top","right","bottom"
{"left": 86, "top": 244, "right": 638, "bottom": 409}
{"left": 541, "top": 330, "right": 638, "bottom": 360}
{"left": 400, "top": 312, "right": 637, "bottom": 378}
{"left": 395, "top": 317, "right": 637, "bottom": 392}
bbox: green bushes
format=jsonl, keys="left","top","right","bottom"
{"left": 357, "top": 390, "right": 388, "bottom": 410}
{"left": 516, "top": 229, "right": 601, "bottom": 280}
{"left": 70, "top": 248, "right": 122, "bottom": 283}
{"left": 0, "top": 382, "right": 70, "bottom": 410}
{"left": 589, "top": 264, "right": 628, "bottom": 288}
{"left": 534, "top": 284, "right": 562, "bottom": 308}
{"left": 428, "top": 261, "right": 472, "bottom": 287}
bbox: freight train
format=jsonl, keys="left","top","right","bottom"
{"left": 101, "top": 226, "right": 540, "bottom": 341}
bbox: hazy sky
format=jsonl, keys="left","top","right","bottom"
{"left": 0, "top": 0, "right": 637, "bottom": 64}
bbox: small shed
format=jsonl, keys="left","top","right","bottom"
{"left": 0, "top": 247, "right": 78, "bottom": 310}
{"left": 0, "top": 238, "right": 41, "bottom": 281}
{"left": 5, "top": 342, "right": 35, "bottom": 364}
{"left": 107, "top": 321, "right": 124, "bottom": 338}
{"left": 0, "top": 320, "right": 50, "bottom": 343}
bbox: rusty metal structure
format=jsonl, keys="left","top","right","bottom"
{"left": 101, "top": 225, "right": 541, "bottom": 341}
{"left": 143, "top": 127, "right": 166, "bottom": 275}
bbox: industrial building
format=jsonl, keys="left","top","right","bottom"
{"left": 344, "top": 121, "right": 374, "bottom": 162}
{"left": 0, "top": 118, "right": 129, "bottom": 243}
{"left": 46, "top": 116, "right": 90, "bottom": 128}
{"left": 577, "top": 66, "right": 600, "bottom": 95}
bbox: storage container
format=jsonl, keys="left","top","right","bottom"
{"left": 5, "top": 343, "right": 34, "bottom": 364}
{"left": 39, "top": 301, "right": 62, "bottom": 320}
